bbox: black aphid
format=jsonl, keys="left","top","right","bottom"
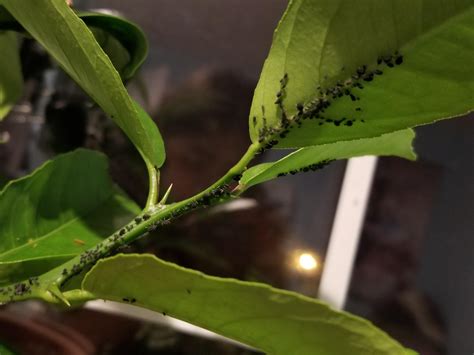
{"left": 363, "top": 73, "right": 374, "bottom": 82}
{"left": 28, "top": 277, "right": 39, "bottom": 286}
{"left": 232, "top": 173, "right": 242, "bottom": 181}
{"left": 71, "top": 264, "right": 81, "bottom": 274}
{"left": 356, "top": 65, "right": 367, "bottom": 76}
{"left": 334, "top": 118, "right": 346, "bottom": 126}
{"left": 14, "top": 283, "right": 30, "bottom": 296}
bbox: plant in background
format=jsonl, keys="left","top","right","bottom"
{"left": 0, "top": 0, "right": 472, "bottom": 354}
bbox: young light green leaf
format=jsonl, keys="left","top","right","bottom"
{"left": 82, "top": 254, "right": 414, "bottom": 355}
{"left": 0, "top": 32, "right": 22, "bottom": 120}
{"left": 0, "top": 149, "right": 140, "bottom": 285}
{"left": 242, "top": 129, "right": 415, "bottom": 188}
{"left": 250, "top": 0, "right": 474, "bottom": 148}
{"left": 0, "top": 0, "right": 165, "bottom": 168}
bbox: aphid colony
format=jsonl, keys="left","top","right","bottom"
{"left": 276, "top": 159, "right": 333, "bottom": 178}
{"left": 122, "top": 297, "right": 136, "bottom": 303}
{"left": 0, "top": 276, "right": 39, "bottom": 300}
{"left": 253, "top": 51, "right": 404, "bottom": 154}
{"left": 51, "top": 184, "right": 233, "bottom": 290}
{"left": 52, "top": 181, "right": 235, "bottom": 290}
{"left": 1, "top": 180, "right": 233, "bottom": 301}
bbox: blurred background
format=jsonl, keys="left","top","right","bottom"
{"left": 0, "top": 1, "right": 472, "bottom": 354}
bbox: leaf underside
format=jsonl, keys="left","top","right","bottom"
{"left": 241, "top": 128, "right": 416, "bottom": 188}
{"left": 83, "top": 254, "right": 414, "bottom": 355}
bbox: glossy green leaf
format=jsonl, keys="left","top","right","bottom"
{"left": 249, "top": 0, "right": 474, "bottom": 148}
{"left": 79, "top": 12, "right": 148, "bottom": 80}
{"left": 0, "top": 0, "right": 165, "bottom": 168}
{"left": 0, "top": 7, "right": 148, "bottom": 81}
{"left": 0, "top": 149, "right": 139, "bottom": 285}
{"left": 242, "top": 129, "right": 415, "bottom": 188}
{"left": 0, "top": 32, "right": 22, "bottom": 120}
{"left": 82, "top": 254, "right": 414, "bottom": 355}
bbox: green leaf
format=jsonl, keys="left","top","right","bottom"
{"left": 249, "top": 0, "right": 474, "bottom": 148}
{"left": 0, "top": 343, "right": 15, "bottom": 355}
{"left": 0, "top": 32, "right": 22, "bottom": 120}
{"left": 82, "top": 254, "right": 413, "bottom": 355}
{"left": 0, "top": 149, "right": 139, "bottom": 285}
{"left": 242, "top": 129, "right": 415, "bottom": 188}
{"left": 79, "top": 12, "right": 148, "bottom": 81}
{"left": 0, "top": 7, "right": 148, "bottom": 81}
{"left": 0, "top": 0, "right": 165, "bottom": 168}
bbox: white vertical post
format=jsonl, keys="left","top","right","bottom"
{"left": 318, "top": 156, "right": 378, "bottom": 310}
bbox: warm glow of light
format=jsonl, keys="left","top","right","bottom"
{"left": 298, "top": 253, "right": 318, "bottom": 271}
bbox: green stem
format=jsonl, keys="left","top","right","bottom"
{"left": 15, "top": 142, "right": 262, "bottom": 304}
{"left": 144, "top": 162, "right": 159, "bottom": 209}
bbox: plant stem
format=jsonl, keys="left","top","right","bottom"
{"left": 14, "top": 142, "right": 262, "bottom": 305}
{"left": 144, "top": 162, "right": 160, "bottom": 209}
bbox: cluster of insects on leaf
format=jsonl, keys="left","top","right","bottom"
{"left": 250, "top": 51, "right": 404, "bottom": 178}
{"left": 0, "top": 276, "right": 39, "bottom": 301}
{"left": 253, "top": 51, "right": 405, "bottom": 152}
